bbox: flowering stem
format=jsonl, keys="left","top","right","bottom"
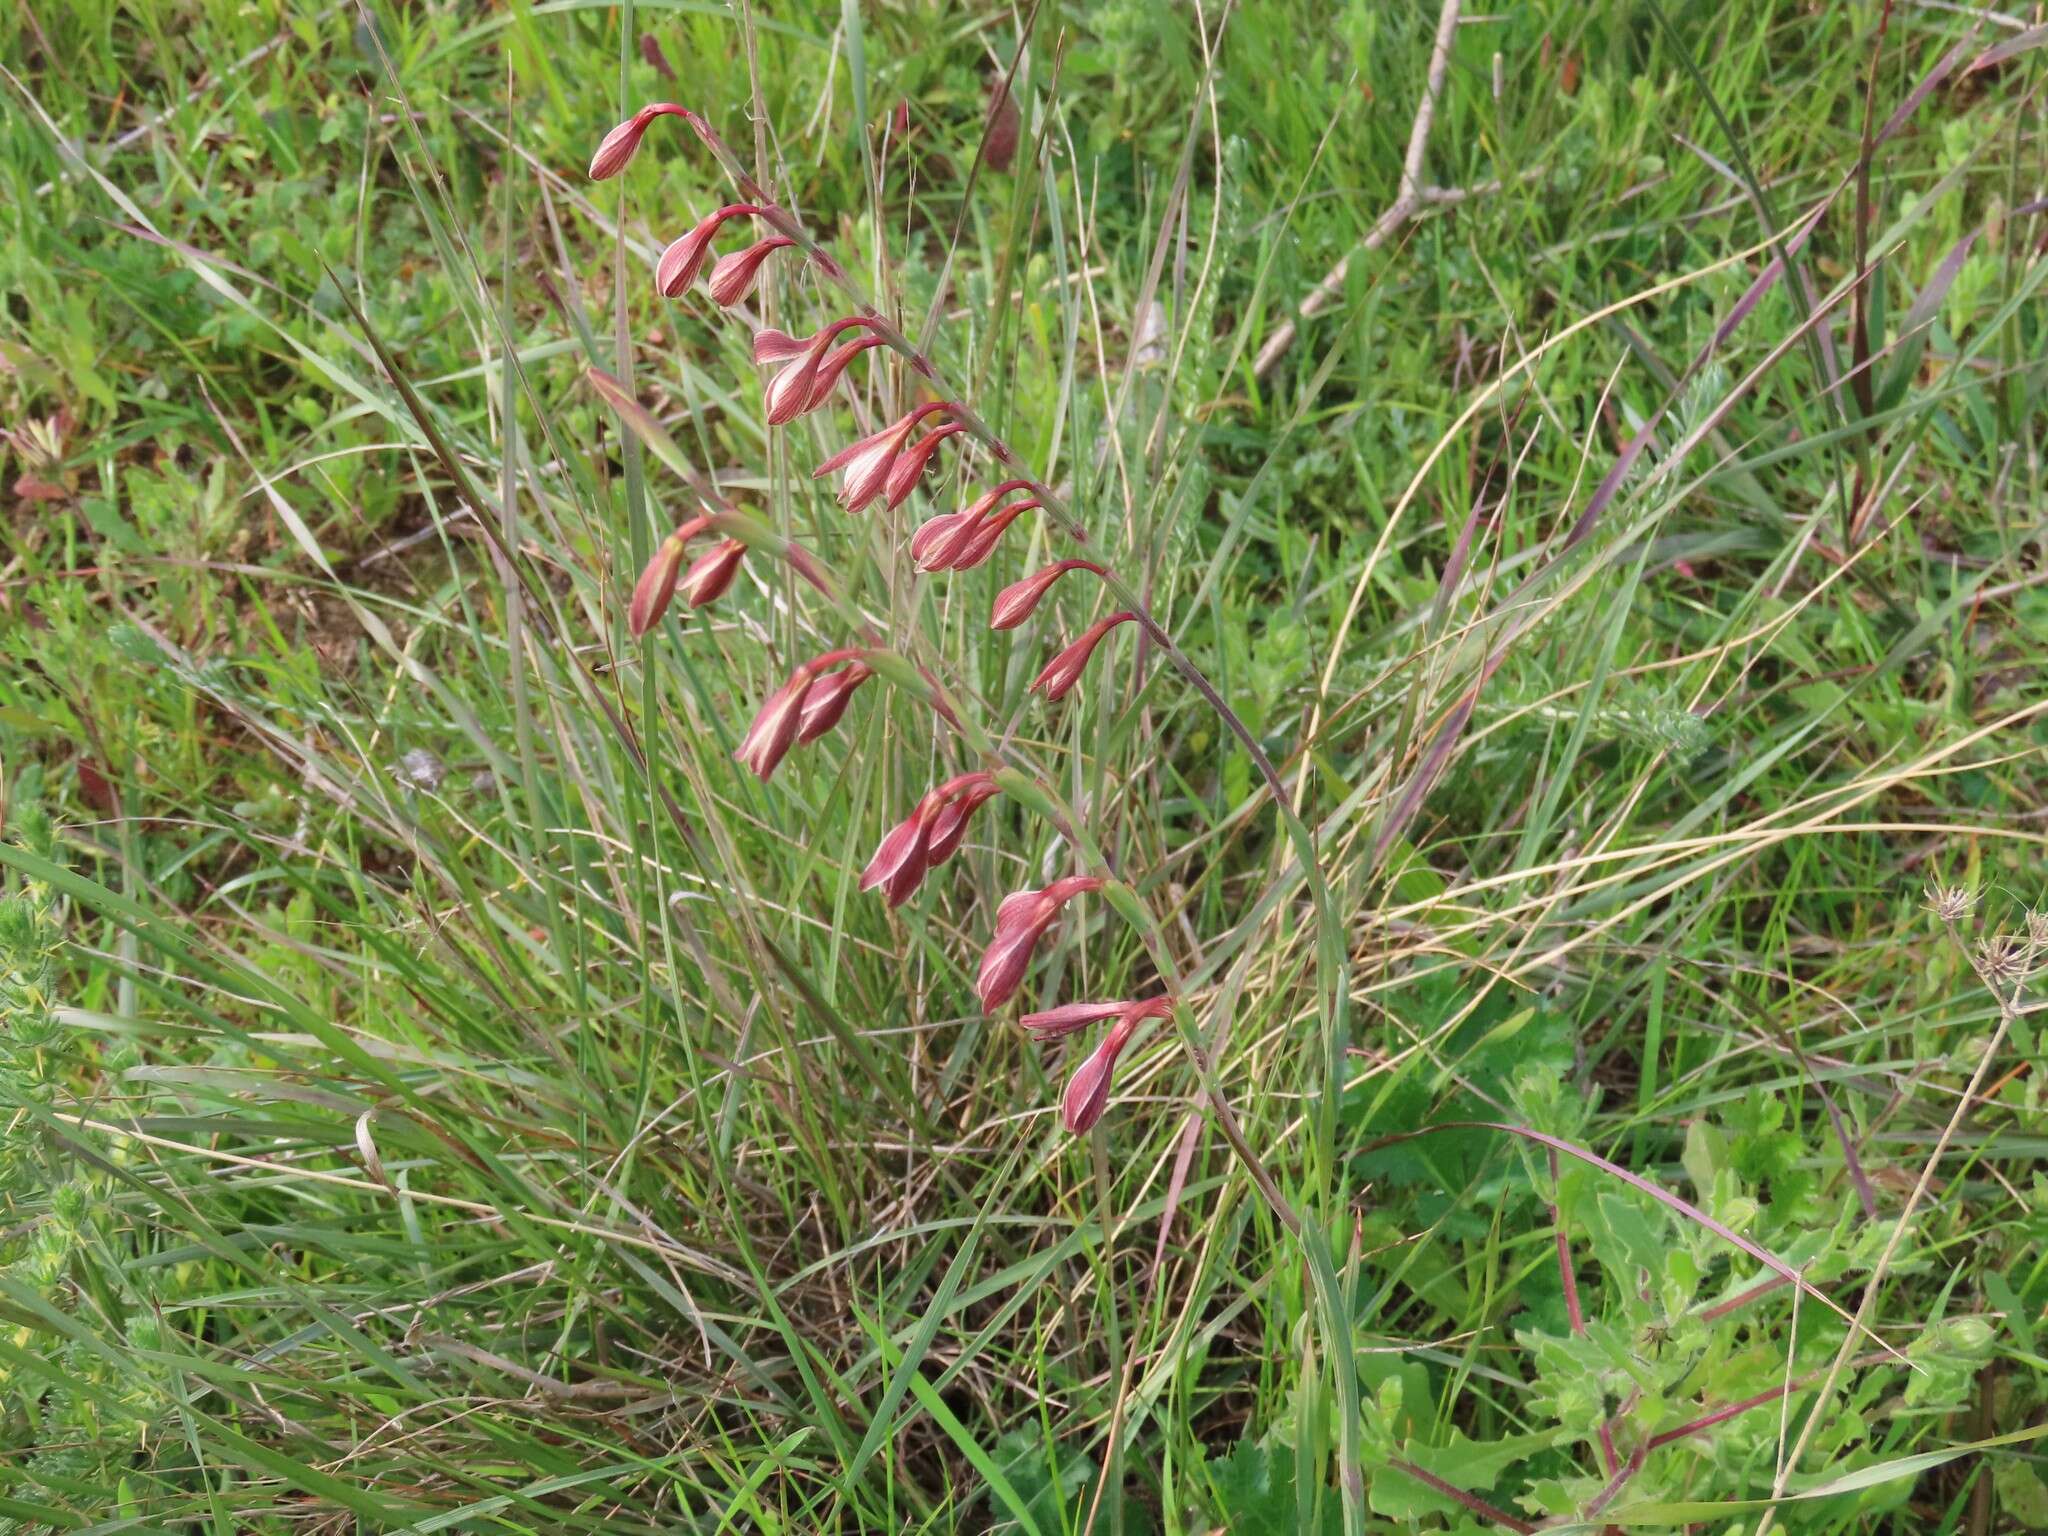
{"left": 687, "top": 110, "right": 1364, "bottom": 1531}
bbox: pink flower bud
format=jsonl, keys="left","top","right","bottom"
{"left": 975, "top": 875, "right": 1105, "bottom": 1013}
{"left": 753, "top": 328, "right": 808, "bottom": 363}
{"left": 861, "top": 772, "right": 996, "bottom": 907}
{"left": 708, "top": 236, "right": 796, "bottom": 306}
{"left": 884, "top": 423, "right": 966, "bottom": 508}
{"left": 797, "top": 662, "right": 872, "bottom": 743}
{"left": 1031, "top": 612, "right": 1137, "bottom": 701}
{"left": 735, "top": 648, "right": 865, "bottom": 781}
{"left": 1053, "top": 997, "right": 1171, "bottom": 1134}
{"left": 1019, "top": 1000, "right": 1127, "bottom": 1040}
{"left": 805, "top": 336, "right": 886, "bottom": 410}
{"left": 815, "top": 403, "right": 952, "bottom": 512}
{"left": 922, "top": 776, "right": 998, "bottom": 865}
{"left": 762, "top": 318, "right": 882, "bottom": 426}
{"left": 1062, "top": 1021, "right": 1134, "bottom": 1134}
{"left": 990, "top": 560, "right": 1107, "bottom": 630}
{"left": 655, "top": 204, "right": 767, "bottom": 297}
{"left": 910, "top": 511, "right": 967, "bottom": 566}
{"left": 588, "top": 103, "right": 697, "bottom": 180}
{"left": 681, "top": 538, "right": 747, "bottom": 608}
{"left": 627, "top": 515, "right": 712, "bottom": 635}
{"left": 945, "top": 497, "right": 1039, "bottom": 571}
{"left": 861, "top": 810, "right": 931, "bottom": 903}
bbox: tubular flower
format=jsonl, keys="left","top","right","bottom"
{"left": 975, "top": 875, "right": 1105, "bottom": 1014}
{"left": 1031, "top": 612, "right": 1137, "bottom": 701}
{"left": 680, "top": 538, "right": 747, "bottom": 608}
{"left": 627, "top": 514, "right": 712, "bottom": 635}
{"left": 760, "top": 318, "right": 884, "bottom": 425}
{"left": 796, "top": 662, "right": 873, "bottom": 743}
{"left": 708, "top": 236, "right": 797, "bottom": 306}
{"left": 735, "top": 648, "right": 867, "bottom": 781}
{"left": 911, "top": 480, "right": 1032, "bottom": 572}
{"left": 1058, "top": 997, "right": 1175, "bottom": 1135}
{"left": 588, "top": 102, "right": 703, "bottom": 179}
{"left": 1017, "top": 1000, "right": 1127, "bottom": 1041}
{"left": 991, "top": 560, "right": 1107, "bottom": 630}
{"left": 933, "top": 495, "right": 1041, "bottom": 572}
{"left": 860, "top": 772, "right": 999, "bottom": 907}
{"left": 805, "top": 337, "right": 887, "bottom": 410}
{"left": 813, "top": 402, "right": 953, "bottom": 512}
{"left": 883, "top": 423, "right": 967, "bottom": 509}
{"left": 656, "top": 204, "right": 769, "bottom": 296}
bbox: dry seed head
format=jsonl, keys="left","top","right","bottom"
{"left": 1976, "top": 934, "right": 2028, "bottom": 985}
{"left": 2026, "top": 908, "right": 2048, "bottom": 948}
{"left": 1924, "top": 882, "right": 1975, "bottom": 924}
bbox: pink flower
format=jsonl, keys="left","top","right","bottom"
{"left": 760, "top": 318, "right": 884, "bottom": 425}
{"left": 860, "top": 772, "right": 999, "bottom": 907}
{"left": 1031, "top": 612, "right": 1137, "bottom": 701}
{"left": 588, "top": 102, "right": 702, "bottom": 179}
{"left": 975, "top": 875, "right": 1104, "bottom": 1013}
{"left": 656, "top": 204, "right": 768, "bottom": 296}
{"left": 681, "top": 538, "right": 747, "bottom": 608}
{"left": 910, "top": 480, "right": 1042, "bottom": 572}
{"left": 813, "top": 402, "right": 953, "bottom": 512}
{"left": 628, "top": 515, "right": 711, "bottom": 635}
{"left": 708, "top": 236, "right": 796, "bottom": 306}
{"left": 797, "top": 661, "right": 873, "bottom": 743}
{"left": 1017, "top": 1000, "right": 1127, "bottom": 1040}
{"left": 883, "top": 423, "right": 966, "bottom": 508}
{"left": 805, "top": 336, "right": 887, "bottom": 411}
{"left": 735, "top": 647, "right": 866, "bottom": 781}
{"left": 991, "top": 560, "right": 1107, "bottom": 629}
{"left": 1044, "top": 997, "right": 1175, "bottom": 1134}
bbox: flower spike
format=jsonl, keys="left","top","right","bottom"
{"left": 589, "top": 103, "right": 703, "bottom": 179}
{"left": 1031, "top": 612, "right": 1138, "bottom": 701}
{"left": 991, "top": 560, "right": 1108, "bottom": 630}
{"left": 708, "top": 236, "right": 796, "bottom": 306}
{"left": 975, "top": 875, "right": 1105, "bottom": 1013}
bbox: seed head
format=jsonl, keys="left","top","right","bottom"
{"left": 1977, "top": 934, "right": 2029, "bottom": 985}
{"left": 1924, "top": 882, "right": 1975, "bottom": 925}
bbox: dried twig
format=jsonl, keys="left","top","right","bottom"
{"left": 1253, "top": 0, "right": 1467, "bottom": 378}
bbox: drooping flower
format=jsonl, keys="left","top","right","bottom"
{"left": 588, "top": 102, "right": 702, "bottom": 179}
{"left": 759, "top": 317, "right": 884, "bottom": 425}
{"left": 681, "top": 538, "right": 747, "bottom": 608}
{"left": 1017, "top": 1000, "right": 1127, "bottom": 1040}
{"left": 1038, "top": 996, "right": 1175, "bottom": 1134}
{"left": 656, "top": 204, "right": 769, "bottom": 296}
{"left": 708, "top": 236, "right": 797, "bottom": 306}
{"left": 1031, "top": 612, "right": 1137, "bottom": 701}
{"left": 805, "top": 336, "right": 887, "bottom": 411}
{"left": 921, "top": 493, "right": 1041, "bottom": 572}
{"left": 991, "top": 560, "right": 1107, "bottom": 629}
{"left": 796, "top": 662, "right": 873, "bottom": 743}
{"left": 628, "top": 514, "right": 712, "bottom": 635}
{"left": 975, "top": 875, "right": 1104, "bottom": 1013}
{"left": 883, "top": 423, "right": 966, "bottom": 508}
{"left": 813, "top": 402, "right": 954, "bottom": 512}
{"left": 860, "top": 772, "right": 999, "bottom": 907}
{"left": 735, "top": 648, "right": 867, "bottom": 781}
